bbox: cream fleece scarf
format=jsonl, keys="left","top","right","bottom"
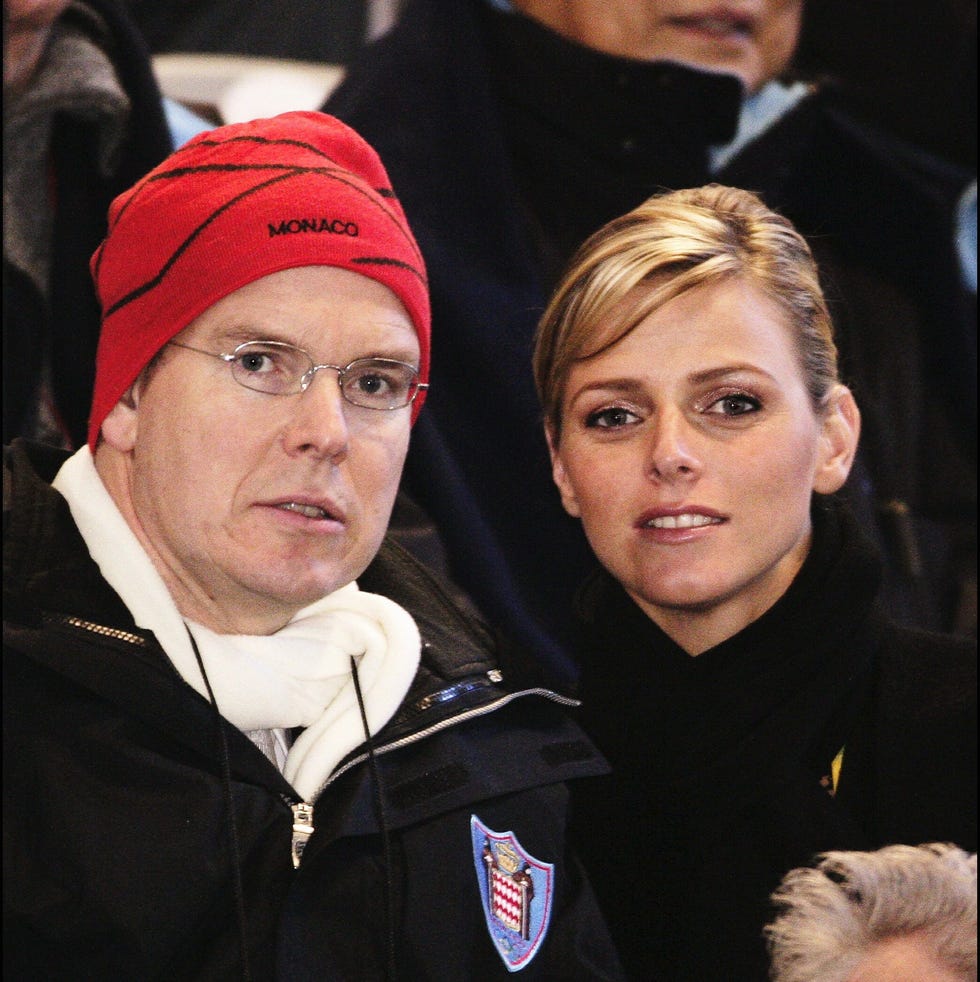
{"left": 52, "top": 447, "right": 421, "bottom": 800}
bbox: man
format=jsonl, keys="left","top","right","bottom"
{"left": 325, "top": 0, "right": 977, "bottom": 683}
{"left": 3, "top": 111, "right": 623, "bottom": 980}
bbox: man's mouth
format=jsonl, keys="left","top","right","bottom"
{"left": 671, "top": 14, "right": 753, "bottom": 40}
{"left": 276, "top": 502, "right": 333, "bottom": 520}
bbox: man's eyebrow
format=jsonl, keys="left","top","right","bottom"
{"left": 201, "top": 327, "right": 270, "bottom": 348}
{"left": 210, "top": 328, "right": 303, "bottom": 351}
{"left": 208, "top": 329, "right": 421, "bottom": 366}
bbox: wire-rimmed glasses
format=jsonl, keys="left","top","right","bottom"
{"left": 167, "top": 339, "right": 427, "bottom": 411}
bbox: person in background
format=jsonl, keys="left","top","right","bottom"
{"left": 3, "top": 111, "right": 623, "bottom": 980}
{"left": 3, "top": 0, "right": 180, "bottom": 450}
{"left": 532, "top": 183, "right": 977, "bottom": 979}
{"left": 325, "top": 0, "right": 977, "bottom": 686}
{"left": 766, "top": 843, "right": 977, "bottom": 982}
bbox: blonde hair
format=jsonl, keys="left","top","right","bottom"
{"left": 533, "top": 184, "right": 838, "bottom": 444}
{"left": 766, "top": 843, "right": 978, "bottom": 982}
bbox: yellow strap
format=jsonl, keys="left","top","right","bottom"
{"left": 830, "top": 746, "right": 845, "bottom": 795}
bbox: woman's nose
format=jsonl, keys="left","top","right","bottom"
{"left": 646, "top": 409, "right": 701, "bottom": 483}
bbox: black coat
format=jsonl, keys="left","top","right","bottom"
{"left": 325, "top": 0, "right": 977, "bottom": 685}
{"left": 569, "top": 498, "right": 977, "bottom": 980}
{"left": 2, "top": 440, "right": 625, "bottom": 981}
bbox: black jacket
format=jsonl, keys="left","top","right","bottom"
{"left": 2, "top": 440, "right": 624, "bottom": 981}
{"left": 325, "top": 0, "right": 977, "bottom": 684}
{"left": 3, "top": 0, "right": 173, "bottom": 448}
{"left": 569, "top": 498, "right": 977, "bottom": 981}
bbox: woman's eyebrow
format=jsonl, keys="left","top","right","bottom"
{"left": 566, "top": 377, "right": 646, "bottom": 404}
{"left": 571, "top": 363, "right": 771, "bottom": 393}
{"left": 687, "top": 363, "right": 774, "bottom": 385}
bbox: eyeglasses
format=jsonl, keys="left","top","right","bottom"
{"left": 167, "top": 340, "right": 428, "bottom": 411}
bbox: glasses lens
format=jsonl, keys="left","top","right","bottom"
{"left": 342, "top": 359, "right": 419, "bottom": 410}
{"left": 230, "top": 342, "right": 310, "bottom": 394}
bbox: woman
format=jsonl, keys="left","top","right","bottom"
{"left": 532, "top": 184, "right": 977, "bottom": 980}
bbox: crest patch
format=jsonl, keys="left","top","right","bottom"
{"left": 470, "top": 814, "right": 554, "bottom": 972}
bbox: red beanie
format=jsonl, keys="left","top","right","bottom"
{"left": 88, "top": 111, "right": 430, "bottom": 449}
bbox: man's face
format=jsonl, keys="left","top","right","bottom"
{"left": 102, "top": 265, "right": 418, "bottom": 634}
{"left": 513, "top": 0, "right": 803, "bottom": 94}
{"left": 636, "top": 0, "right": 804, "bottom": 92}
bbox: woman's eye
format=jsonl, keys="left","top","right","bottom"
{"left": 705, "top": 393, "right": 761, "bottom": 417}
{"left": 584, "top": 406, "right": 641, "bottom": 429}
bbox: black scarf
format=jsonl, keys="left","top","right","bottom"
{"left": 571, "top": 497, "right": 885, "bottom": 980}
{"left": 479, "top": 3, "right": 743, "bottom": 287}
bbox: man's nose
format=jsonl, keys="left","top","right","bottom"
{"left": 281, "top": 368, "right": 351, "bottom": 462}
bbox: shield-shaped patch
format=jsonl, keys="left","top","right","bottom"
{"left": 470, "top": 814, "right": 555, "bottom": 972}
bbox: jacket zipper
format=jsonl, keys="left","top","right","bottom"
{"left": 44, "top": 616, "right": 579, "bottom": 871}
{"left": 287, "top": 685, "right": 578, "bottom": 869}
{"left": 315, "top": 685, "right": 580, "bottom": 796}
{"left": 290, "top": 802, "right": 315, "bottom": 868}
{"left": 48, "top": 613, "right": 148, "bottom": 646}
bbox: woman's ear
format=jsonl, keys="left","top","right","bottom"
{"left": 545, "top": 423, "right": 582, "bottom": 518}
{"left": 99, "top": 382, "right": 141, "bottom": 452}
{"left": 813, "top": 384, "right": 861, "bottom": 494}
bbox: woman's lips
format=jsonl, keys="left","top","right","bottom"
{"left": 642, "top": 512, "right": 724, "bottom": 529}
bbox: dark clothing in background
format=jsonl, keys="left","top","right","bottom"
{"left": 796, "top": 0, "right": 976, "bottom": 170}
{"left": 722, "top": 94, "right": 977, "bottom": 639}
{"left": 3, "top": 439, "right": 625, "bottom": 980}
{"left": 123, "top": 0, "right": 367, "bottom": 65}
{"left": 570, "top": 498, "right": 977, "bottom": 980}
{"left": 325, "top": 0, "right": 977, "bottom": 687}
{"left": 3, "top": 0, "right": 173, "bottom": 449}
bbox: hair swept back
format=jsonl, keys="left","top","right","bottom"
{"left": 765, "top": 842, "right": 977, "bottom": 982}
{"left": 533, "top": 184, "right": 838, "bottom": 444}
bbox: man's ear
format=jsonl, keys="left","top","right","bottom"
{"left": 545, "top": 423, "right": 581, "bottom": 518}
{"left": 813, "top": 384, "right": 861, "bottom": 494}
{"left": 99, "top": 383, "right": 141, "bottom": 452}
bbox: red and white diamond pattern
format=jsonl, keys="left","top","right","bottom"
{"left": 491, "top": 868, "right": 524, "bottom": 932}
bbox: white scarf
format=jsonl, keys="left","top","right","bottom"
{"left": 53, "top": 447, "right": 421, "bottom": 800}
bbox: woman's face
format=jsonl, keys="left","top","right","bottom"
{"left": 549, "top": 276, "right": 857, "bottom": 653}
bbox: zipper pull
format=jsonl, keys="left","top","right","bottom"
{"left": 291, "top": 801, "right": 315, "bottom": 869}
